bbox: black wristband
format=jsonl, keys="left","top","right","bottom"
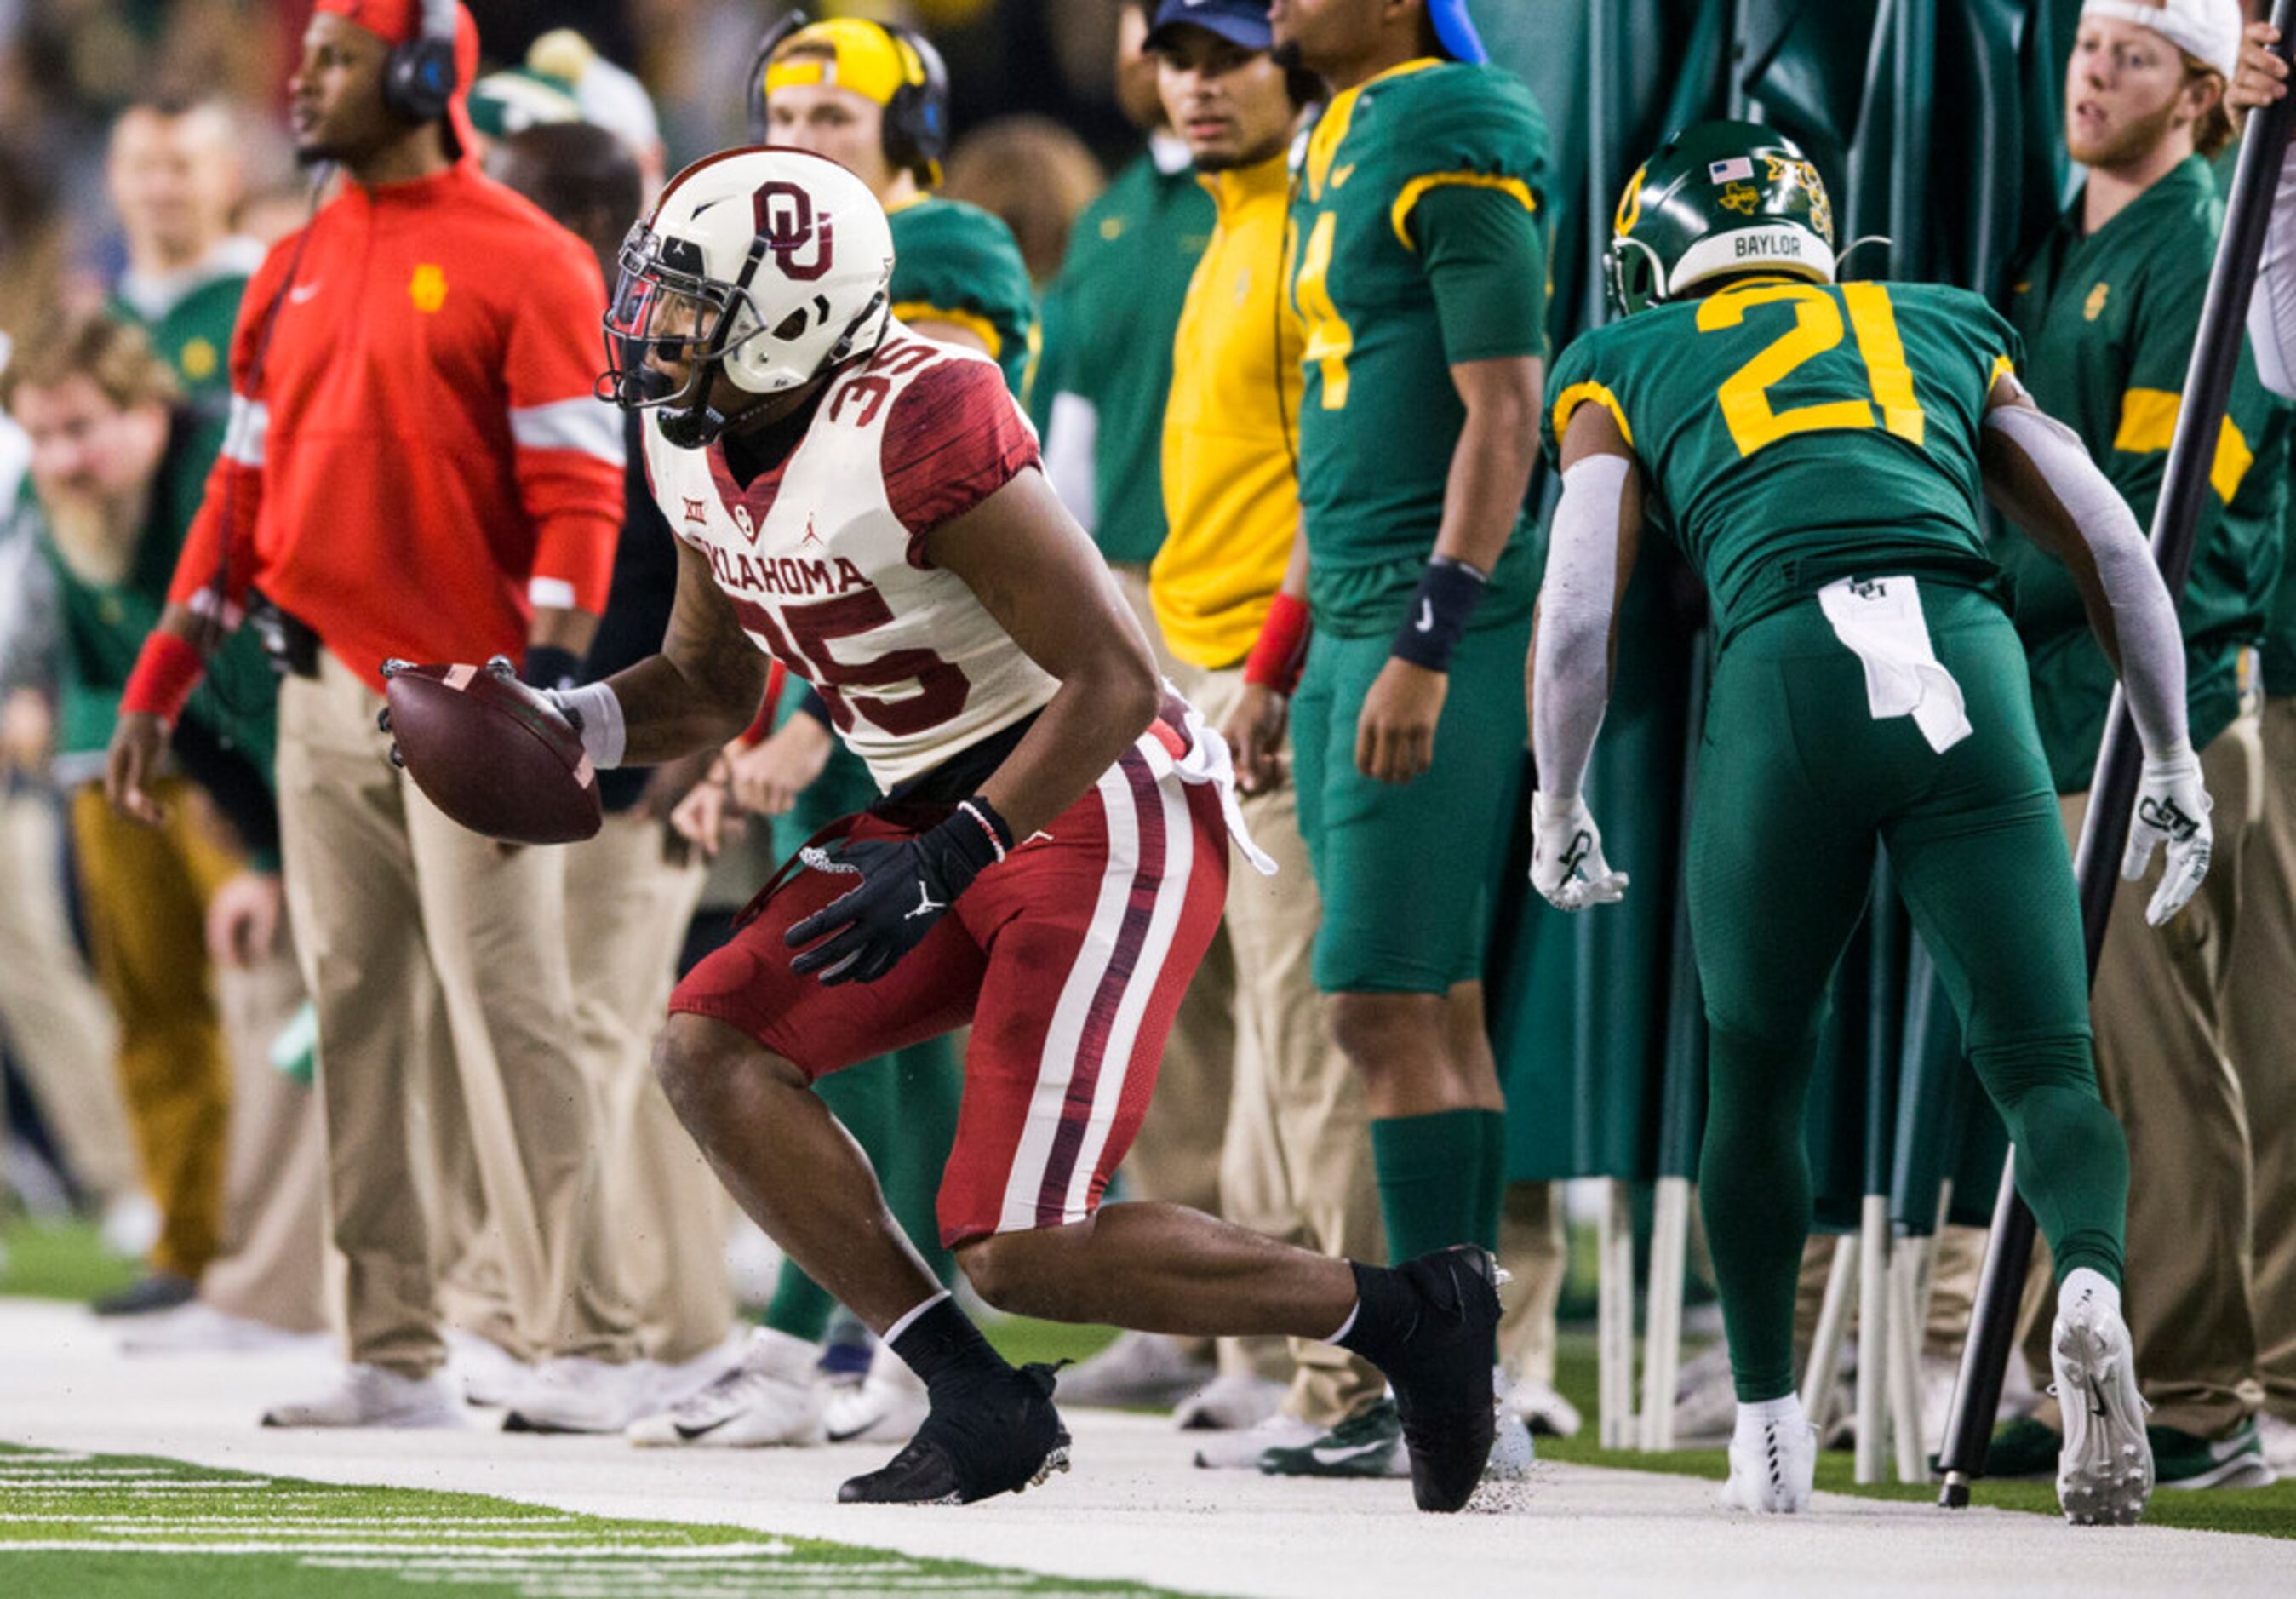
{"left": 1388, "top": 556, "right": 1488, "bottom": 673}
{"left": 793, "top": 683, "right": 833, "bottom": 728}
{"left": 917, "top": 793, "right": 1016, "bottom": 906}
{"left": 521, "top": 645, "right": 583, "bottom": 692}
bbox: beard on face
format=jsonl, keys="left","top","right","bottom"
{"left": 2069, "top": 89, "right": 2182, "bottom": 169}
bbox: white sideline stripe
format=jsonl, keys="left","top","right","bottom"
{"left": 0, "top": 1515, "right": 575, "bottom": 1526}
{"left": 511, "top": 396, "right": 627, "bottom": 466}
{"left": 994, "top": 757, "right": 1140, "bottom": 1234}
{"left": 1063, "top": 737, "right": 1190, "bottom": 1219}
{"left": 0, "top": 1478, "right": 267, "bottom": 1489}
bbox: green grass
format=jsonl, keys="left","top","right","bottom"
{"left": 986, "top": 1315, "right": 1124, "bottom": 1372}
{"left": 0, "top": 1444, "right": 1202, "bottom": 1597}
{"left": 0, "top": 1218, "right": 139, "bottom": 1304}
{"left": 1542, "top": 1331, "right": 2296, "bottom": 1539}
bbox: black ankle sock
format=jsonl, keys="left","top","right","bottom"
{"left": 889, "top": 1296, "right": 1011, "bottom": 1396}
{"left": 1332, "top": 1261, "right": 1419, "bottom": 1369}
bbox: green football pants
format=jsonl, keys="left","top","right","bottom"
{"left": 1688, "top": 585, "right": 2128, "bottom": 1402}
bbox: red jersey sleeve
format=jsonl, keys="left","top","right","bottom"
{"left": 504, "top": 228, "right": 624, "bottom": 614}
{"left": 881, "top": 354, "right": 1042, "bottom": 568}
{"left": 166, "top": 232, "right": 301, "bottom": 621}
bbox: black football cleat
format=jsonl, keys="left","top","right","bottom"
{"left": 1376, "top": 1246, "right": 1503, "bottom": 1513}
{"left": 836, "top": 1361, "right": 1071, "bottom": 1505}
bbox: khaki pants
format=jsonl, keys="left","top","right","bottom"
{"left": 199, "top": 952, "right": 326, "bottom": 1332}
{"left": 278, "top": 655, "right": 635, "bottom": 1376}
{"left": 71, "top": 777, "right": 240, "bottom": 1279}
{"left": 0, "top": 785, "right": 133, "bottom": 1203}
{"left": 562, "top": 808, "right": 729, "bottom": 1364}
{"left": 1181, "top": 659, "right": 1387, "bottom": 1425}
{"left": 2227, "top": 694, "right": 2296, "bottom": 1422}
{"left": 1499, "top": 1181, "right": 1566, "bottom": 1388}
{"left": 2013, "top": 715, "right": 2262, "bottom": 1437}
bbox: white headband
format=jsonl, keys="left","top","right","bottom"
{"left": 2081, "top": 0, "right": 2242, "bottom": 81}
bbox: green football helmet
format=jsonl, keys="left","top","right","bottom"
{"left": 1604, "top": 120, "right": 1838, "bottom": 318}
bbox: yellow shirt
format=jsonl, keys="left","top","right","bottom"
{"left": 1153, "top": 152, "right": 1305, "bottom": 669}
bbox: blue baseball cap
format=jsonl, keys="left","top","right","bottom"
{"left": 1426, "top": 0, "right": 1488, "bottom": 63}
{"left": 1146, "top": 0, "right": 1273, "bottom": 54}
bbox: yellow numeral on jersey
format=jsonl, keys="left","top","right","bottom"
{"left": 1291, "top": 211, "right": 1355, "bottom": 410}
{"left": 1698, "top": 281, "right": 1927, "bottom": 457}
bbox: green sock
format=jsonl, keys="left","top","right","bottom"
{"left": 1473, "top": 1109, "right": 1506, "bottom": 1255}
{"left": 1371, "top": 1109, "right": 1487, "bottom": 1264}
{"left": 878, "top": 1039, "right": 964, "bottom": 1288}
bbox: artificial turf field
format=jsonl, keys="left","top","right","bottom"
{"left": 4, "top": 1218, "right": 2293, "bottom": 1596}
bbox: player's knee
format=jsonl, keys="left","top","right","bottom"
{"left": 652, "top": 1013, "right": 798, "bottom": 1126}
{"left": 1326, "top": 990, "right": 1434, "bottom": 1069}
{"left": 954, "top": 1233, "right": 1047, "bottom": 1317}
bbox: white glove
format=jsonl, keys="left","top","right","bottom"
{"left": 2124, "top": 747, "right": 2212, "bottom": 926}
{"left": 1529, "top": 791, "right": 1629, "bottom": 911}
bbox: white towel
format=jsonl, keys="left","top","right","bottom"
{"left": 1816, "top": 576, "right": 1974, "bottom": 754}
{"left": 1164, "top": 686, "right": 1279, "bottom": 876}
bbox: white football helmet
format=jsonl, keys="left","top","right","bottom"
{"left": 600, "top": 146, "right": 895, "bottom": 447}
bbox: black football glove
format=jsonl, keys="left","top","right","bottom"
{"left": 787, "top": 796, "right": 1014, "bottom": 985}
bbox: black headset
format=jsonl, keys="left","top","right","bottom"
{"left": 382, "top": 0, "right": 461, "bottom": 124}
{"left": 744, "top": 9, "right": 951, "bottom": 183}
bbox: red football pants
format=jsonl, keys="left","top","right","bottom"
{"left": 669, "top": 731, "right": 1230, "bottom": 1247}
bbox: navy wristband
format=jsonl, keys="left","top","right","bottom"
{"left": 1388, "top": 556, "right": 1488, "bottom": 673}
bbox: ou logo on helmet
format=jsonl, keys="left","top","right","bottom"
{"left": 755, "top": 181, "right": 835, "bottom": 282}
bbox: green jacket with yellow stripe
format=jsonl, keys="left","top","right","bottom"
{"left": 2000, "top": 154, "right": 2289, "bottom": 791}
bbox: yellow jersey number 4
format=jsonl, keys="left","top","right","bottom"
{"left": 1290, "top": 211, "right": 1355, "bottom": 410}
{"left": 1698, "top": 281, "right": 1925, "bottom": 458}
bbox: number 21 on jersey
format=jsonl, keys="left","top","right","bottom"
{"left": 1698, "top": 281, "right": 1925, "bottom": 458}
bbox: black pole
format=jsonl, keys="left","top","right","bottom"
{"left": 1936, "top": 0, "right": 2296, "bottom": 1510}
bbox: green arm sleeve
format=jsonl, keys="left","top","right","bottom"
{"left": 1411, "top": 183, "right": 1548, "bottom": 367}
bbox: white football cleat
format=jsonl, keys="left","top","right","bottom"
{"left": 262, "top": 1363, "right": 468, "bottom": 1430}
{"left": 1172, "top": 1372, "right": 1285, "bottom": 1432}
{"left": 1190, "top": 1412, "right": 1321, "bottom": 1470}
{"left": 504, "top": 1355, "right": 661, "bottom": 1435}
{"left": 2053, "top": 1287, "right": 2153, "bottom": 1525}
{"left": 824, "top": 1339, "right": 930, "bottom": 1444}
{"left": 444, "top": 1327, "right": 531, "bottom": 1408}
{"left": 1486, "top": 1404, "right": 1537, "bottom": 1482}
{"left": 1717, "top": 1410, "right": 1817, "bottom": 1513}
{"left": 626, "top": 1327, "right": 827, "bottom": 1447}
{"left": 1051, "top": 1328, "right": 1215, "bottom": 1409}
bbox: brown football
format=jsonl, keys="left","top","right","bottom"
{"left": 382, "top": 660, "right": 602, "bottom": 845}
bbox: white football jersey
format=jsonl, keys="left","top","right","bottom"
{"left": 644, "top": 328, "right": 1058, "bottom": 788}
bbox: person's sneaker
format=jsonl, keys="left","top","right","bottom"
{"left": 1980, "top": 1416, "right": 2064, "bottom": 1478}
{"left": 2256, "top": 1412, "right": 2296, "bottom": 1474}
{"left": 2052, "top": 1294, "right": 2154, "bottom": 1522}
{"left": 1717, "top": 1413, "right": 1818, "bottom": 1513}
{"left": 837, "top": 1362, "right": 1070, "bottom": 1504}
{"left": 444, "top": 1328, "right": 531, "bottom": 1408}
{"left": 117, "top": 1302, "right": 321, "bottom": 1356}
{"left": 503, "top": 1355, "right": 660, "bottom": 1435}
{"left": 92, "top": 1271, "right": 196, "bottom": 1318}
{"left": 1258, "top": 1397, "right": 1408, "bottom": 1479}
{"left": 1504, "top": 1377, "right": 1583, "bottom": 1439}
{"left": 1670, "top": 1342, "right": 1739, "bottom": 1447}
{"left": 627, "top": 1327, "right": 827, "bottom": 1447}
{"left": 825, "top": 1340, "right": 930, "bottom": 1444}
{"left": 1173, "top": 1372, "right": 1285, "bottom": 1431}
{"left": 2150, "top": 1419, "right": 2276, "bottom": 1491}
{"left": 262, "top": 1363, "right": 467, "bottom": 1429}
{"left": 1354, "top": 1247, "right": 1504, "bottom": 1512}
{"left": 1050, "top": 1329, "right": 1214, "bottom": 1410}
{"left": 1191, "top": 1412, "right": 1320, "bottom": 1470}
{"left": 645, "top": 1328, "right": 751, "bottom": 1413}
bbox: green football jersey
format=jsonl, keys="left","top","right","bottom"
{"left": 1286, "top": 58, "right": 1550, "bottom": 635}
{"left": 1030, "top": 145, "right": 1215, "bottom": 565}
{"left": 1544, "top": 278, "right": 2018, "bottom": 645}
{"left": 110, "top": 244, "right": 257, "bottom": 449}
{"left": 2001, "top": 156, "right": 2290, "bottom": 788}
{"left": 887, "top": 195, "right": 1036, "bottom": 396}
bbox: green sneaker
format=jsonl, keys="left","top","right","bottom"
{"left": 2150, "top": 1419, "right": 2278, "bottom": 1490}
{"left": 1258, "top": 1397, "right": 1408, "bottom": 1479}
{"left": 1981, "top": 1416, "right": 2064, "bottom": 1479}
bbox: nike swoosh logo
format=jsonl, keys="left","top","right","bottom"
{"left": 1413, "top": 599, "right": 1434, "bottom": 633}
{"left": 1331, "top": 164, "right": 1356, "bottom": 187}
{"left": 1310, "top": 1440, "right": 1391, "bottom": 1465}
{"left": 289, "top": 284, "right": 321, "bottom": 305}
{"left": 673, "top": 1414, "right": 734, "bottom": 1440}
